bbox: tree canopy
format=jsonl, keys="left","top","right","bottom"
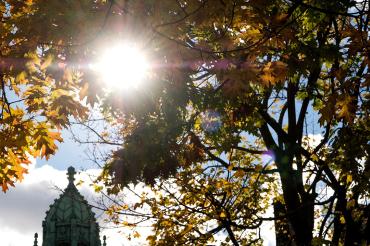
{"left": 1, "top": 0, "right": 370, "bottom": 245}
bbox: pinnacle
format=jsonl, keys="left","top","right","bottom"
{"left": 67, "top": 166, "right": 76, "bottom": 185}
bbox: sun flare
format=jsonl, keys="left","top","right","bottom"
{"left": 95, "top": 44, "right": 149, "bottom": 90}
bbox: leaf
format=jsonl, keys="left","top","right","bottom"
{"left": 260, "top": 61, "right": 288, "bottom": 85}
{"left": 133, "top": 231, "right": 141, "bottom": 238}
{"left": 340, "top": 215, "right": 346, "bottom": 224}
{"left": 337, "top": 95, "right": 355, "bottom": 123}
{"left": 319, "top": 95, "right": 336, "bottom": 126}
{"left": 94, "top": 184, "right": 103, "bottom": 192}
{"left": 311, "top": 154, "right": 319, "bottom": 162}
{"left": 146, "top": 235, "right": 156, "bottom": 242}
{"left": 220, "top": 212, "right": 227, "bottom": 218}
{"left": 346, "top": 175, "right": 352, "bottom": 184}
{"left": 15, "top": 71, "right": 28, "bottom": 84}
{"left": 227, "top": 164, "right": 234, "bottom": 171}
{"left": 234, "top": 169, "right": 245, "bottom": 178}
{"left": 48, "top": 131, "right": 63, "bottom": 142}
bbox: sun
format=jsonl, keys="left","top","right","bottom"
{"left": 95, "top": 43, "right": 149, "bottom": 90}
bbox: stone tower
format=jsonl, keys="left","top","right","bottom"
{"left": 35, "top": 166, "right": 105, "bottom": 246}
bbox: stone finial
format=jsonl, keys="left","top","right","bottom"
{"left": 67, "top": 166, "right": 76, "bottom": 184}
{"left": 33, "top": 233, "right": 38, "bottom": 246}
{"left": 103, "top": 235, "right": 107, "bottom": 246}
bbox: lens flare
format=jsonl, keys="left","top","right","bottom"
{"left": 94, "top": 44, "right": 149, "bottom": 90}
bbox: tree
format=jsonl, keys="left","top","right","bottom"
{"left": 97, "top": 147, "right": 275, "bottom": 245}
{"left": 0, "top": 0, "right": 109, "bottom": 191}
{"left": 93, "top": 0, "right": 369, "bottom": 245}
{"left": 1, "top": 0, "right": 369, "bottom": 245}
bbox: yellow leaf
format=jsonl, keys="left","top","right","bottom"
{"left": 337, "top": 95, "right": 355, "bottom": 123}
{"left": 146, "top": 235, "right": 156, "bottom": 242}
{"left": 15, "top": 71, "right": 28, "bottom": 84}
{"left": 346, "top": 175, "right": 353, "bottom": 184}
{"left": 234, "top": 169, "right": 245, "bottom": 178}
{"left": 260, "top": 61, "right": 288, "bottom": 85}
{"left": 133, "top": 231, "right": 141, "bottom": 238}
{"left": 227, "top": 164, "right": 234, "bottom": 171}
{"left": 340, "top": 215, "right": 345, "bottom": 224}
{"left": 311, "top": 154, "right": 319, "bottom": 162}
{"left": 93, "top": 184, "right": 103, "bottom": 192}
{"left": 260, "top": 73, "right": 275, "bottom": 85}
{"left": 48, "top": 131, "right": 63, "bottom": 142}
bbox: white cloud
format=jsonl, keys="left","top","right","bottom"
{"left": 0, "top": 161, "right": 125, "bottom": 246}
{"left": 0, "top": 160, "right": 277, "bottom": 246}
{"left": 303, "top": 134, "right": 324, "bottom": 149}
{"left": 260, "top": 206, "right": 276, "bottom": 246}
{"left": 0, "top": 161, "right": 63, "bottom": 245}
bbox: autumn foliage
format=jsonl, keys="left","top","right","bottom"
{"left": 0, "top": 0, "right": 115, "bottom": 185}
{"left": 1, "top": 0, "right": 370, "bottom": 245}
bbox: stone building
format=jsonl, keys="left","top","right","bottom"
{"left": 33, "top": 167, "right": 107, "bottom": 246}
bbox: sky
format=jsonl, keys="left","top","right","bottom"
{"left": 0, "top": 152, "right": 148, "bottom": 246}
{"left": 0, "top": 99, "right": 325, "bottom": 246}
{"left": 0, "top": 126, "right": 277, "bottom": 245}
{"left": 35, "top": 126, "right": 98, "bottom": 170}
{"left": 0, "top": 76, "right": 276, "bottom": 245}
{"left": 0, "top": 125, "right": 143, "bottom": 246}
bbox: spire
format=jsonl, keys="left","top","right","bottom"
{"left": 42, "top": 166, "right": 102, "bottom": 246}
{"left": 67, "top": 166, "right": 76, "bottom": 185}
{"left": 33, "top": 233, "right": 38, "bottom": 246}
{"left": 103, "top": 235, "right": 107, "bottom": 246}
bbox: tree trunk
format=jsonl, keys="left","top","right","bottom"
{"left": 344, "top": 222, "right": 362, "bottom": 246}
{"left": 333, "top": 186, "right": 362, "bottom": 245}
{"left": 274, "top": 200, "right": 293, "bottom": 246}
{"left": 280, "top": 172, "right": 314, "bottom": 245}
{"left": 276, "top": 150, "right": 314, "bottom": 246}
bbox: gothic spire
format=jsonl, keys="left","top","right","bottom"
{"left": 67, "top": 166, "right": 76, "bottom": 185}
{"left": 33, "top": 233, "right": 38, "bottom": 246}
{"left": 41, "top": 166, "right": 102, "bottom": 245}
